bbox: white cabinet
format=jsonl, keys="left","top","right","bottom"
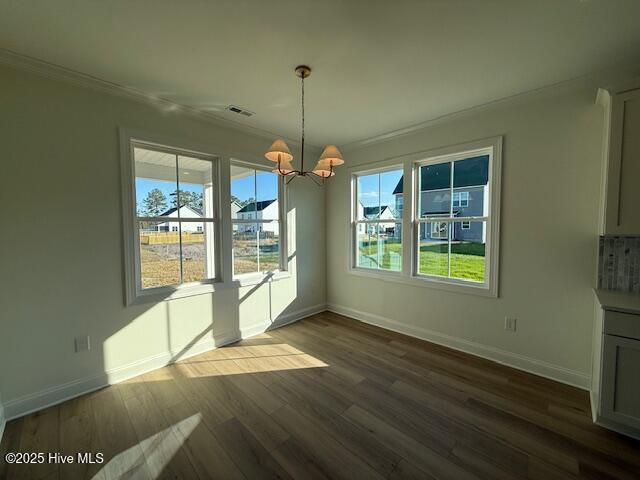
{"left": 600, "top": 334, "right": 640, "bottom": 430}
{"left": 592, "top": 306, "right": 640, "bottom": 439}
{"left": 598, "top": 87, "right": 640, "bottom": 234}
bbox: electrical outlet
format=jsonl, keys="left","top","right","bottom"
{"left": 75, "top": 335, "right": 91, "bottom": 352}
{"left": 504, "top": 317, "right": 517, "bottom": 332}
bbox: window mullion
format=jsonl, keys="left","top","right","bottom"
{"left": 175, "top": 153, "right": 184, "bottom": 284}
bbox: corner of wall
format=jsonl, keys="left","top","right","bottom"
{"left": 0, "top": 393, "right": 6, "bottom": 444}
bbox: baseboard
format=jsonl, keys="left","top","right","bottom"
{"left": 327, "top": 303, "right": 591, "bottom": 390}
{"left": 240, "top": 303, "right": 327, "bottom": 339}
{"left": 3, "top": 303, "right": 326, "bottom": 421}
{"left": 590, "top": 390, "right": 599, "bottom": 423}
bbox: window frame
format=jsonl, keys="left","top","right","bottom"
{"left": 350, "top": 164, "right": 404, "bottom": 275}
{"left": 121, "top": 131, "right": 223, "bottom": 304}
{"left": 230, "top": 159, "right": 288, "bottom": 281}
{"left": 347, "top": 136, "right": 502, "bottom": 297}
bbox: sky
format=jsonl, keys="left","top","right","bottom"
{"left": 230, "top": 171, "right": 278, "bottom": 203}
{"left": 358, "top": 170, "right": 403, "bottom": 208}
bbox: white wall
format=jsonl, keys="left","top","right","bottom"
{"left": 0, "top": 64, "right": 326, "bottom": 419}
{"left": 326, "top": 80, "right": 605, "bottom": 388}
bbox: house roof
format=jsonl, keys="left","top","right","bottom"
{"left": 393, "top": 154, "right": 489, "bottom": 194}
{"left": 237, "top": 199, "right": 276, "bottom": 213}
{"left": 362, "top": 205, "right": 399, "bottom": 219}
{"left": 159, "top": 205, "right": 203, "bottom": 217}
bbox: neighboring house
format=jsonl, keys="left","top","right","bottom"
{"left": 357, "top": 203, "right": 400, "bottom": 237}
{"left": 236, "top": 199, "right": 279, "bottom": 234}
{"left": 154, "top": 205, "right": 204, "bottom": 232}
{"left": 231, "top": 200, "right": 242, "bottom": 231}
{"left": 393, "top": 155, "right": 489, "bottom": 243}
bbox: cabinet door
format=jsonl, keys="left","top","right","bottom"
{"left": 606, "top": 89, "right": 640, "bottom": 234}
{"left": 600, "top": 334, "right": 640, "bottom": 429}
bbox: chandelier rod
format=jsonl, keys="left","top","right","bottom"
{"left": 300, "top": 72, "right": 305, "bottom": 175}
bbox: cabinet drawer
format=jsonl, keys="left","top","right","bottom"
{"left": 604, "top": 310, "right": 640, "bottom": 340}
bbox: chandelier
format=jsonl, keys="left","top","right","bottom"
{"left": 265, "top": 65, "right": 344, "bottom": 185}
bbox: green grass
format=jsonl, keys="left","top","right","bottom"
{"left": 358, "top": 239, "right": 485, "bottom": 282}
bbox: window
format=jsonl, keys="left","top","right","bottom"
{"left": 352, "top": 167, "right": 403, "bottom": 272}
{"left": 415, "top": 146, "right": 497, "bottom": 290}
{"left": 453, "top": 191, "right": 469, "bottom": 207}
{"left": 231, "top": 163, "right": 283, "bottom": 276}
{"left": 348, "top": 138, "right": 501, "bottom": 296}
{"left": 127, "top": 141, "right": 219, "bottom": 299}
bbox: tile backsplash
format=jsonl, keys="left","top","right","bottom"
{"left": 598, "top": 236, "right": 640, "bottom": 293}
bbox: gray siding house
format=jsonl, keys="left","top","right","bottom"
{"left": 393, "top": 155, "right": 489, "bottom": 243}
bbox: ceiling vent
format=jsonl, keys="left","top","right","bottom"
{"left": 227, "top": 105, "right": 255, "bottom": 117}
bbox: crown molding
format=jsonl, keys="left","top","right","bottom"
{"left": 338, "top": 65, "right": 639, "bottom": 152}
{"left": 0, "top": 48, "right": 308, "bottom": 148}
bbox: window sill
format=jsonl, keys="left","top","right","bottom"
{"left": 347, "top": 267, "right": 497, "bottom": 298}
{"left": 129, "top": 270, "right": 293, "bottom": 304}
{"left": 232, "top": 270, "right": 292, "bottom": 287}
{"left": 132, "top": 281, "right": 222, "bottom": 304}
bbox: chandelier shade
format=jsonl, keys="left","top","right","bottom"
{"left": 273, "top": 158, "right": 295, "bottom": 174}
{"left": 265, "top": 139, "right": 293, "bottom": 163}
{"left": 266, "top": 65, "right": 344, "bottom": 185}
{"left": 318, "top": 145, "right": 344, "bottom": 166}
{"left": 312, "top": 159, "right": 336, "bottom": 177}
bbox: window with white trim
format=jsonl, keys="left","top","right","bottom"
{"left": 415, "top": 149, "right": 494, "bottom": 286}
{"left": 231, "top": 162, "right": 284, "bottom": 276}
{"left": 132, "top": 142, "right": 219, "bottom": 292}
{"left": 453, "top": 191, "right": 469, "bottom": 207}
{"left": 352, "top": 167, "right": 403, "bottom": 272}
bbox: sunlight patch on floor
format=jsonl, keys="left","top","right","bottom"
{"left": 178, "top": 352, "right": 328, "bottom": 378}
{"left": 94, "top": 413, "right": 201, "bottom": 480}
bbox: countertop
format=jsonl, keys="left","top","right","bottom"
{"left": 594, "top": 289, "right": 640, "bottom": 315}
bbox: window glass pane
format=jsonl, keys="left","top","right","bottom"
{"left": 380, "top": 170, "right": 403, "bottom": 219}
{"left": 138, "top": 221, "right": 181, "bottom": 288}
{"left": 233, "top": 225, "right": 258, "bottom": 275}
{"left": 256, "top": 171, "right": 279, "bottom": 221}
{"left": 231, "top": 164, "right": 255, "bottom": 220}
{"left": 180, "top": 222, "right": 207, "bottom": 283}
{"left": 419, "top": 162, "right": 452, "bottom": 218}
{"left": 357, "top": 174, "right": 380, "bottom": 220}
{"left": 418, "top": 222, "right": 449, "bottom": 276}
{"left": 134, "top": 147, "right": 176, "bottom": 217}
{"left": 378, "top": 222, "right": 402, "bottom": 272}
{"left": 356, "top": 223, "right": 378, "bottom": 269}
{"left": 258, "top": 226, "right": 280, "bottom": 272}
{"left": 450, "top": 221, "right": 486, "bottom": 282}
{"left": 177, "top": 156, "right": 213, "bottom": 219}
{"left": 453, "top": 155, "right": 489, "bottom": 216}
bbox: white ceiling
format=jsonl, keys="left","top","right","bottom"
{"left": 2, "top": 1, "right": 640, "bottom": 146}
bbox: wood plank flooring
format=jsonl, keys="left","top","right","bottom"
{"left": 1, "top": 311, "right": 639, "bottom": 479}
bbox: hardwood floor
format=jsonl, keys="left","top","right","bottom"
{"left": 1, "top": 311, "right": 639, "bottom": 479}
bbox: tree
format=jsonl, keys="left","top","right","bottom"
{"left": 141, "top": 188, "right": 168, "bottom": 216}
{"left": 170, "top": 189, "right": 203, "bottom": 210}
